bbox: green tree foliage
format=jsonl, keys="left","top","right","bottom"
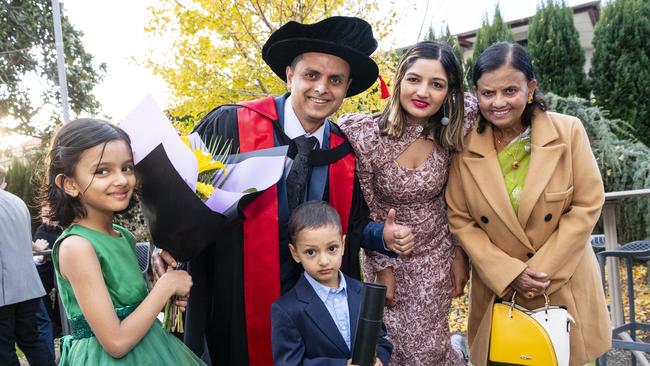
{"left": 0, "top": 0, "right": 105, "bottom": 138}
{"left": 424, "top": 23, "right": 436, "bottom": 43}
{"left": 5, "top": 157, "right": 32, "bottom": 205}
{"left": 6, "top": 144, "right": 48, "bottom": 224}
{"left": 423, "top": 24, "right": 465, "bottom": 87}
{"left": 489, "top": 5, "right": 515, "bottom": 45}
{"left": 528, "top": 0, "right": 588, "bottom": 98}
{"left": 547, "top": 93, "right": 650, "bottom": 242}
{"left": 5, "top": 156, "right": 41, "bottom": 230}
{"left": 590, "top": 0, "right": 650, "bottom": 146}
{"left": 439, "top": 26, "right": 465, "bottom": 88}
{"left": 466, "top": 5, "right": 514, "bottom": 86}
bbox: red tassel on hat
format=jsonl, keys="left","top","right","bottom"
{"left": 378, "top": 75, "right": 390, "bottom": 99}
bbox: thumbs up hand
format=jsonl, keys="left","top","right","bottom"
{"left": 382, "top": 209, "right": 414, "bottom": 256}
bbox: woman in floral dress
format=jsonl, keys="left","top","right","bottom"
{"left": 339, "top": 41, "right": 478, "bottom": 365}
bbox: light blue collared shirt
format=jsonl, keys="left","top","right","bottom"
{"left": 304, "top": 271, "right": 351, "bottom": 350}
{"left": 283, "top": 95, "right": 325, "bottom": 148}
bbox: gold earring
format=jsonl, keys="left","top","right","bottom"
{"left": 527, "top": 94, "right": 533, "bottom": 104}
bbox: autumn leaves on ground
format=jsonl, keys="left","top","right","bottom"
{"left": 449, "top": 262, "right": 650, "bottom": 341}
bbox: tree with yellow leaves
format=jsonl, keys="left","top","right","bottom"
{"left": 145, "top": 0, "right": 398, "bottom": 126}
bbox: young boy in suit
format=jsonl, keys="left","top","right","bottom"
{"left": 271, "top": 201, "right": 392, "bottom": 366}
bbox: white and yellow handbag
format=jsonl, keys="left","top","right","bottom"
{"left": 489, "top": 292, "right": 574, "bottom": 366}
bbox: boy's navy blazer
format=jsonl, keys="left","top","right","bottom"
{"left": 271, "top": 273, "right": 392, "bottom": 366}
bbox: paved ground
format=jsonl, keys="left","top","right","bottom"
{"left": 603, "top": 348, "right": 650, "bottom": 366}
{"left": 17, "top": 340, "right": 648, "bottom": 365}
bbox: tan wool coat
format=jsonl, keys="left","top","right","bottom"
{"left": 446, "top": 110, "right": 611, "bottom": 366}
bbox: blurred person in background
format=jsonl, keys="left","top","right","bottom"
{"left": 33, "top": 205, "right": 64, "bottom": 359}
{"left": 0, "top": 166, "right": 55, "bottom": 365}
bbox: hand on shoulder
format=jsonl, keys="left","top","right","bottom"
{"left": 463, "top": 92, "right": 480, "bottom": 135}
{"left": 338, "top": 112, "right": 375, "bottom": 129}
{"left": 338, "top": 113, "right": 380, "bottom": 154}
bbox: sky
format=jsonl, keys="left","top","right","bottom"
{"left": 56, "top": 0, "right": 598, "bottom": 122}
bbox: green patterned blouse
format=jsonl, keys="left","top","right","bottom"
{"left": 497, "top": 128, "right": 531, "bottom": 214}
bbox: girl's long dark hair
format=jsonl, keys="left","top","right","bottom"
{"left": 38, "top": 118, "right": 133, "bottom": 228}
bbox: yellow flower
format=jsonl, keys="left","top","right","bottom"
{"left": 180, "top": 135, "right": 191, "bottom": 148}
{"left": 180, "top": 136, "right": 227, "bottom": 174}
{"left": 194, "top": 149, "right": 227, "bottom": 174}
{"left": 195, "top": 182, "right": 215, "bottom": 200}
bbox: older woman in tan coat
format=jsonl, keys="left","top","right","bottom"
{"left": 446, "top": 42, "right": 611, "bottom": 366}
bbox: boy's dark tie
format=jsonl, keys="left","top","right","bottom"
{"left": 286, "top": 135, "right": 318, "bottom": 211}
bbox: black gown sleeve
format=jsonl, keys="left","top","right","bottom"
{"left": 340, "top": 170, "right": 373, "bottom": 279}
{"left": 193, "top": 105, "right": 242, "bottom": 152}
{"left": 326, "top": 124, "right": 394, "bottom": 280}
{"left": 184, "top": 105, "right": 251, "bottom": 365}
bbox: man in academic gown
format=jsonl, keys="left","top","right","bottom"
{"left": 153, "top": 16, "right": 414, "bottom": 366}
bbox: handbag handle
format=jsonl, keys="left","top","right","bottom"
{"left": 508, "top": 291, "right": 550, "bottom": 319}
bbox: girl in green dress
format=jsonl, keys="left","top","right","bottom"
{"left": 40, "top": 118, "right": 205, "bottom": 365}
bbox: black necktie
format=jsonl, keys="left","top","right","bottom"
{"left": 286, "top": 135, "right": 318, "bottom": 212}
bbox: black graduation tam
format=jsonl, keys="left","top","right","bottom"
{"left": 262, "top": 16, "right": 379, "bottom": 97}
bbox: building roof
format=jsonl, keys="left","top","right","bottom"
{"left": 455, "top": 0, "right": 600, "bottom": 49}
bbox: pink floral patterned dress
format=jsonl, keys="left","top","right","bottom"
{"left": 339, "top": 95, "right": 478, "bottom": 366}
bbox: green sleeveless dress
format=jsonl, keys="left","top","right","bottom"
{"left": 53, "top": 224, "right": 205, "bottom": 365}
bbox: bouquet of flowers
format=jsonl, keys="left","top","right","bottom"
{"left": 120, "top": 95, "right": 288, "bottom": 331}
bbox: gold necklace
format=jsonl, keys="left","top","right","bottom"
{"left": 494, "top": 128, "right": 523, "bottom": 147}
{"left": 495, "top": 129, "right": 529, "bottom": 169}
{"left": 502, "top": 142, "right": 522, "bottom": 169}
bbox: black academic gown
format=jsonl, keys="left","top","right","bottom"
{"left": 184, "top": 94, "right": 391, "bottom": 365}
